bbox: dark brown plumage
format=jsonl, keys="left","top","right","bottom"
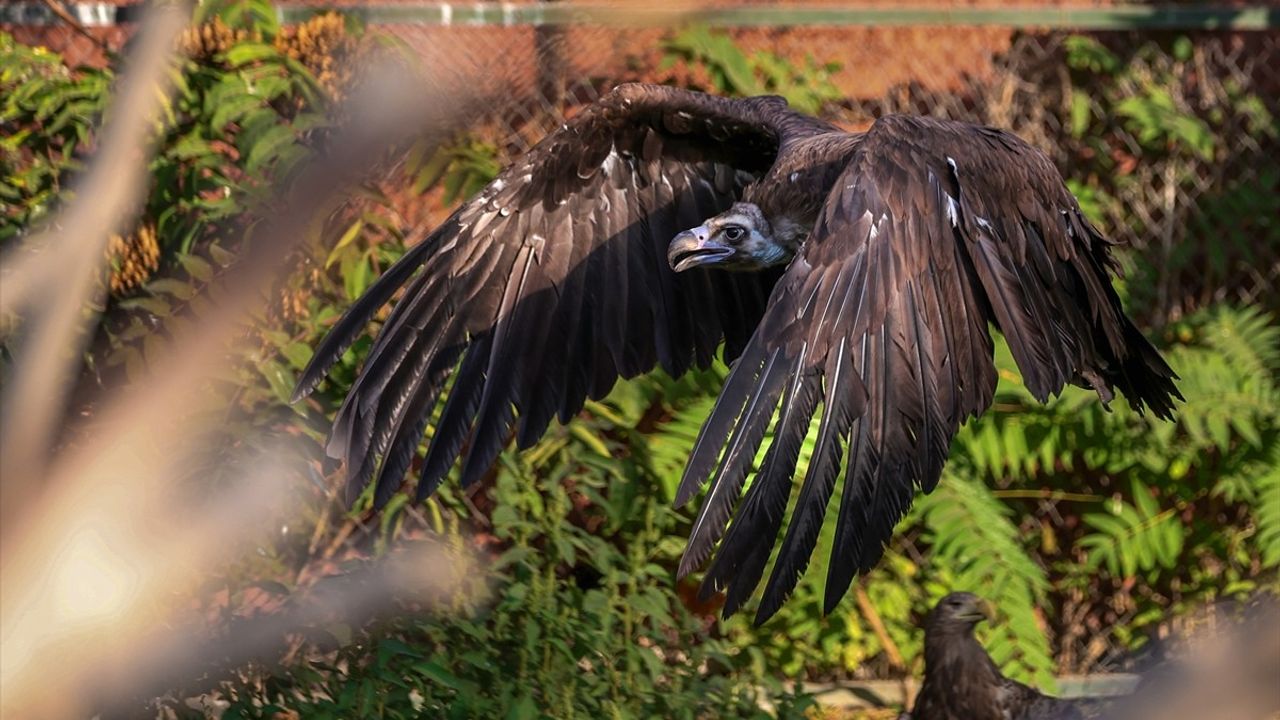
{"left": 908, "top": 593, "right": 1111, "bottom": 720}
{"left": 294, "top": 84, "right": 1180, "bottom": 623}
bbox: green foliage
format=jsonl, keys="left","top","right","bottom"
{"left": 153, "top": 42, "right": 326, "bottom": 251}
{"left": 0, "top": 3, "right": 364, "bottom": 393}
{"left": 1062, "top": 34, "right": 1279, "bottom": 317}
{"left": 0, "top": 23, "right": 328, "bottom": 250}
{"left": 219, "top": 444, "right": 814, "bottom": 719}
{"left": 406, "top": 134, "right": 503, "bottom": 204}
{"left": 1255, "top": 443, "right": 1280, "bottom": 569}
{"left": 1065, "top": 36, "right": 1216, "bottom": 159}
{"left": 0, "top": 34, "right": 110, "bottom": 242}
{"left": 1189, "top": 168, "right": 1278, "bottom": 279}
{"left": 1080, "top": 478, "right": 1184, "bottom": 577}
{"left": 196, "top": 0, "right": 281, "bottom": 36}
{"left": 661, "top": 26, "right": 842, "bottom": 115}
{"left": 8, "top": 21, "right": 1278, "bottom": 719}
{"left": 1062, "top": 36, "right": 1120, "bottom": 75}
{"left": 1166, "top": 305, "right": 1280, "bottom": 452}
{"left": 948, "top": 305, "right": 1280, "bottom": 656}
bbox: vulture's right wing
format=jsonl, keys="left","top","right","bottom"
{"left": 679, "top": 114, "right": 1179, "bottom": 623}
{"left": 294, "top": 85, "right": 786, "bottom": 507}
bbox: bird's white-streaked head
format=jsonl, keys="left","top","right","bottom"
{"left": 668, "top": 202, "right": 790, "bottom": 272}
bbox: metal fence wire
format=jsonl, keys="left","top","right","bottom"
{"left": 6, "top": 5, "right": 1279, "bottom": 682}
{"left": 9, "top": 11, "right": 1277, "bottom": 315}
{"left": 390, "top": 22, "right": 1277, "bottom": 325}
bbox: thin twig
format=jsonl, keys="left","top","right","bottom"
{"left": 855, "top": 584, "right": 905, "bottom": 671}
{"left": 40, "top": 0, "right": 113, "bottom": 57}
{"left": 992, "top": 490, "right": 1105, "bottom": 503}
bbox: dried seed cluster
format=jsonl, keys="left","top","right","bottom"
{"left": 178, "top": 17, "right": 260, "bottom": 62}
{"left": 179, "top": 13, "right": 361, "bottom": 100}
{"left": 274, "top": 13, "right": 360, "bottom": 99}
{"left": 107, "top": 221, "right": 160, "bottom": 296}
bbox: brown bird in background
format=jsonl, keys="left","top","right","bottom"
{"left": 907, "top": 593, "right": 1112, "bottom": 720}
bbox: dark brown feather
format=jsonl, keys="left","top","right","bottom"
{"left": 678, "top": 114, "right": 1179, "bottom": 623}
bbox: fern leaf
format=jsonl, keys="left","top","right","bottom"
{"left": 917, "top": 472, "right": 1055, "bottom": 688}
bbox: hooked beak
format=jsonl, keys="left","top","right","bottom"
{"left": 668, "top": 226, "right": 734, "bottom": 272}
{"left": 957, "top": 598, "right": 994, "bottom": 624}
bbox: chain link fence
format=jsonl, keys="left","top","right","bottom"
{"left": 382, "top": 20, "right": 1277, "bottom": 324}
{"left": 7, "top": 4, "right": 1279, "bottom": 687}
{"left": 12, "top": 8, "right": 1275, "bottom": 314}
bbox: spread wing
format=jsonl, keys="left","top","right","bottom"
{"left": 293, "top": 84, "right": 786, "bottom": 507}
{"left": 678, "top": 114, "right": 1180, "bottom": 623}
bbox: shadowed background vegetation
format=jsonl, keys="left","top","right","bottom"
{"left": 1, "top": 2, "right": 1277, "bottom": 717}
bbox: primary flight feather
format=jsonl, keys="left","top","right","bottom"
{"left": 294, "top": 84, "right": 1180, "bottom": 623}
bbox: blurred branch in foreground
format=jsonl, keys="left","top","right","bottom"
{"left": 0, "top": 11, "right": 483, "bottom": 715}
{"left": 1101, "top": 599, "right": 1280, "bottom": 720}
{"left": 0, "top": 1, "right": 191, "bottom": 525}
{"left": 87, "top": 541, "right": 478, "bottom": 716}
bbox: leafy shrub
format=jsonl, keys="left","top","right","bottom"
{"left": 660, "top": 26, "right": 843, "bottom": 114}
{"left": 1062, "top": 34, "right": 1279, "bottom": 320}
{"left": 219, "top": 389, "right": 816, "bottom": 718}
{"left": 0, "top": 33, "right": 110, "bottom": 242}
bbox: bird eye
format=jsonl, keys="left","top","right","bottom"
{"left": 723, "top": 226, "right": 745, "bottom": 242}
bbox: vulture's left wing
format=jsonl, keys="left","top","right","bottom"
{"left": 294, "top": 85, "right": 788, "bottom": 509}
{"left": 679, "top": 115, "right": 1179, "bottom": 623}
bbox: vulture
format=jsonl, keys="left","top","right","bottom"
{"left": 293, "top": 84, "right": 1180, "bottom": 623}
{"left": 907, "top": 592, "right": 1111, "bottom": 720}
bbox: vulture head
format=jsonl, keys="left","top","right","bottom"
{"left": 928, "top": 592, "right": 993, "bottom": 635}
{"left": 667, "top": 202, "right": 791, "bottom": 272}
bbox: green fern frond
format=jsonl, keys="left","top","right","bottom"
{"left": 1165, "top": 307, "right": 1280, "bottom": 452}
{"left": 917, "top": 472, "right": 1055, "bottom": 688}
{"left": 1203, "top": 304, "right": 1280, "bottom": 379}
{"left": 646, "top": 395, "right": 717, "bottom": 501}
{"left": 1252, "top": 439, "right": 1280, "bottom": 568}
{"left": 1080, "top": 478, "right": 1185, "bottom": 578}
